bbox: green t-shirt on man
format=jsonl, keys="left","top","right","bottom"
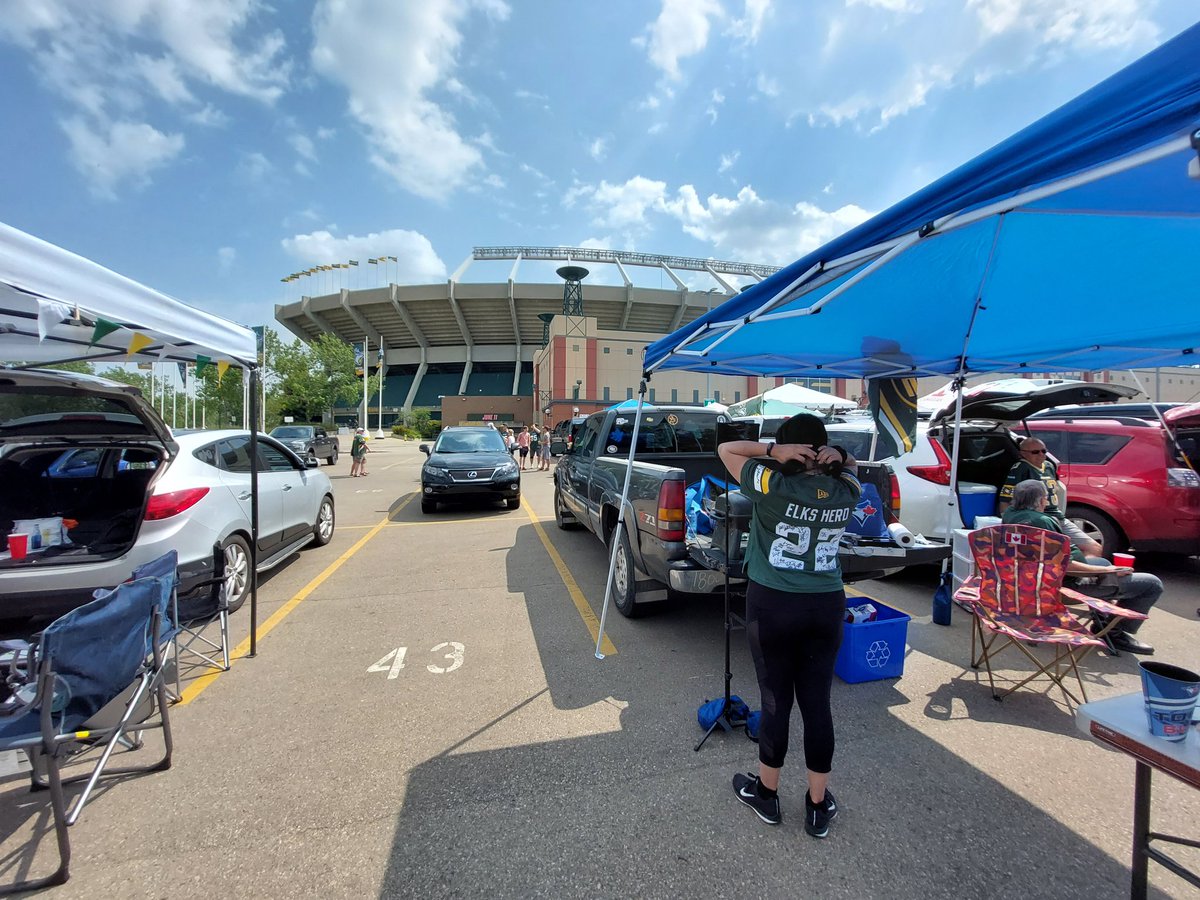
{"left": 1000, "top": 507, "right": 1085, "bottom": 563}
{"left": 1000, "top": 458, "right": 1063, "bottom": 518}
{"left": 739, "top": 459, "right": 863, "bottom": 593}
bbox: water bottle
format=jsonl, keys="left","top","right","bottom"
{"left": 932, "top": 572, "right": 953, "bottom": 626}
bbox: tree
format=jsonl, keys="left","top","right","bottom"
{"left": 273, "top": 332, "right": 381, "bottom": 423}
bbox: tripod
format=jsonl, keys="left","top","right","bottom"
{"left": 695, "top": 495, "right": 749, "bottom": 752}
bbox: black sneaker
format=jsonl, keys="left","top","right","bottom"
{"left": 732, "top": 772, "right": 781, "bottom": 825}
{"left": 804, "top": 790, "right": 838, "bottom": 838}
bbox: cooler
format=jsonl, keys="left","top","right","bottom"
{"left": 958, "top": 482, "right": 997, "bottom": 528}
{"left": 952, "top": 528, "right": 975, "bottom": 594}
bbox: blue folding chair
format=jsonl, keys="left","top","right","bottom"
{"left": 0, "top": 573, "right": 173, "bottom": 892}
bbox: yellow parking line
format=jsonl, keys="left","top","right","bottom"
{"left": 179, "top": 493, "right": 416, "bottom": 705}
{"left": 522, "top": 499, "right": 617, "bottom": 656}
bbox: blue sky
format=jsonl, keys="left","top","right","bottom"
{"left": 1, "top": 1, "right": 1195, "bottom": 332}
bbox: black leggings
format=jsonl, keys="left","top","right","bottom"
{"left": 746, "top": 581, "right": 845, "bottom": 772}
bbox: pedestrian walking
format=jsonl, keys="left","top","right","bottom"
{"left": 350, "top": 427, "right": 371, "bottom": 476}
{"left": 529, "top": 426, "right": 541, "bottom": 469}
{"left": 716, "top": 414, "right": 860, "bottom": 839}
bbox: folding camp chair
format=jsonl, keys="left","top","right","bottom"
{"left": 132, "top": 547, "right": 230, "bottom": 701}
{"left": 953, "top": 524, "right": 1109, "bottom": 705}
{"left": 0, "top": 574, "right": 173, "bottom": 892}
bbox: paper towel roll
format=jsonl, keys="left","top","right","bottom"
{"left": 888, "top": 522, "right": 916, "bottom": 547}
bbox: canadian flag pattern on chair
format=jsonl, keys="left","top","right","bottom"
{"left": 954, "top": 525, "right": 1104, "bottom": 704}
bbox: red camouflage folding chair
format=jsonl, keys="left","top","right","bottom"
{"left": 952, "top": 524, "right": 1140, "bottom": 705}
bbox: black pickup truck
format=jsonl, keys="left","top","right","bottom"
{"left": 554, "top": 404, "right": 950, "bottom": 617}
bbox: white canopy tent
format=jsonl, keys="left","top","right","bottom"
{"left": 0, "top": 220, "right": 266, "bottom": 654}
{"left": 726, "top": 382, "right": 857, "bottom": 418}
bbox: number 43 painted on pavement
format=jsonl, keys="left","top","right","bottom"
{"left": 367, "top": 642, "right": 465, "bottom": 679}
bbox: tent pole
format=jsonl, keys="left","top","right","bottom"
{"left": 1128, "top": 368, "right": 1196, "bottom": 471}
{"left": 248, "top": 366, "right": 260, "bottom": 658}
{"left": 594, "top": 380, "right": 648, "bottom": 659}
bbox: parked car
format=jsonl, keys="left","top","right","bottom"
{"left": 419, "top": 426, "right": 521, "bottom": 513}
{"left": 0, "top": 369, "right": 335, "bottom": 618}
{"left": 1029, "top": 402, "right": 1181, "bottom": 421}
{"left": 1024, "top": 407, "right": 1200, "bottom": 553}
{"left": 825, "top": 380, "right": 1138, "bottom": 545}
{"left": 269, "top": 424, "right": 339, "bottom": 465}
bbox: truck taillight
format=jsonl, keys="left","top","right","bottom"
{"left": 907, "top": 435, "right": 953, "bottom": 485}
{"left": 657, "top": 480, "right": 685, "bottom": 541}
{"left": 888, "top": 472, "right": 902, "bottom": 523}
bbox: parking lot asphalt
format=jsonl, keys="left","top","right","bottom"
{"left": 1, "top": 437, "right": 1198, "bottom": 899}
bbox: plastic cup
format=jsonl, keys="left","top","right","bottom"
{"left": 1140, "top": 661, "right": 1200, "bottom": 742}
{"left": 8, "top": 533, "right": 28, "bottom": 560}
{"left": 1112, "top": 551, "right": 1135, "bottom": 568}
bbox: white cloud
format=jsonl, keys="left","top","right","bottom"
{"left": 755, "top": 72, "right": 781, "bottom": 97}
{"left": 187, "top": 104, "right": 230, "bottom": 127}
{"left": 236, "top": 151, "right": 274, "bottom": 183}
{"left": 282, "top": 228, "right": 447, "bottom": 283}
{"left": 317, "top": 127, "right": 336, "bottom": 140}
{"left": 60, "top": 117, "right": 184, "bottom": 198}
{"left": 726, "top": 0, "right": 772, "bottom": 43}
{"left": 310, "top": 0, "right": 510, "bottom": 201}
{"left": 0, "top": 0, "right": 289, "bottom": 193}
{"left": 218, "top": 246, "right": 237, "bottom": 272}
{"left": 289, "top": 134, "right": 317, "bottom": 162}
{"left": 718, "top": 151, "right": 739, "bottom": 173}
{"left": 798, "top": 0, "right": 1160, "bottom": 131}
{"left": 588, "top": 137, "right": 608, "bottom": 162}
{"left": 482, "top": 173, "right": 505, "bottom": 189}
{"left": 637, "top": 0, "right": 723, "bottom": 80}
{"left": 567, "top": 175, "right": 873, "bottom": 265}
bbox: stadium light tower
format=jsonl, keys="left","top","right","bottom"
{"left": 556, "top": 265, "right": 588, "bottom": 316}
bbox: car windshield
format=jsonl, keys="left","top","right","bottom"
{"left": 434, "top": 431, "right": 506, "bottom": 453}
{"left": 271, "top": 426, "right": 313, "bottom": 439}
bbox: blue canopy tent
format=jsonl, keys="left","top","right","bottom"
{"left": 592, "top": 24, "right": 1200, "bottom": 652}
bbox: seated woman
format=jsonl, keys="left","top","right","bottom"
{"left": 1000, "top": 479, "right": 1162, "bottom": 655}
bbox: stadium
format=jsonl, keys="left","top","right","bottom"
{"left": 274, "top": 245, "right": 1200, "bottom": 428}
{"left": 272, "top": 246, "right": 856, "bottom": 427}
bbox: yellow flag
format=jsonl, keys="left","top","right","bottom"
{"left": 216, "top": 360, "right": 231, "bottom": 383}
{"left": 127, "top": 332, "right": 154, "bottom": 356}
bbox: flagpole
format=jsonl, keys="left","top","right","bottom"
{"left": 362, "top": 335, "right": 369, "bottom": 429}
{"left": 375, "top": 338, "right": 386, "bottom": 438}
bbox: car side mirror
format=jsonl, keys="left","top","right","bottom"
{"left": 419, "top": 444, "right": 430, "bottom": 456}
{"left": 305, "top": 457, "right": 320, "bottom": 469}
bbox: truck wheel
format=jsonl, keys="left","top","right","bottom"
{"left": 554, "top": 487, "right": 581, "bottom": 530}
{"left": 611, "top": 527, "right": 644, "bottom": 618}
{"left": 1066, "top": 505, "right": 1123, "bottom": 555}
{"left": 327, "top": 446, "right": 338, "bottom": 465}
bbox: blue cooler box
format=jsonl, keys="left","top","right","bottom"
{"left": 835, "top": 601, "right": 911, "bottom": 683}
{"left": 958, "top": 482, "right": 997, "bottom": 528}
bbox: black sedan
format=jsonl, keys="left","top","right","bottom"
{"left": 419, "top": 426, "right": 521, "bottom": 513}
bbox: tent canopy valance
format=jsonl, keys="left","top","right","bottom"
{"left": 644, "top": 24, "right": 1200, "bottom": 381}
{"left": 0, "top": 222, "right": 257, "bottom": 368}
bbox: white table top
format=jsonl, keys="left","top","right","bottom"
{"left": 1077, "top": 692, "right": 1200, "bottom": 789}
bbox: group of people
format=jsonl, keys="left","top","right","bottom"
{"left": 714, "top": 414, "right": 1168, "bottom": 846}
{"left": 498, "top": 425, "right": 553, "bottom": 471}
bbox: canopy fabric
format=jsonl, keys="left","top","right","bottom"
{"left": 727, "top": 382, "right": 856, "bottom": 417}
{"left": 0, "top": 222, "right": 257, "bottom": 367}
{"left": 645, "top": 24, "right": 1200, "bottom": 380}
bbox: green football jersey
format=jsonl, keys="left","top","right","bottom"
{"left": 739, "top": 459, "right": 863, "bottom": 593}
{"left": 1000, "top": 458, "right": 1062, "bottom": 517}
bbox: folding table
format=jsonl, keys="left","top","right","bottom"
{"left": 1077, "top": 692, "right": 1200, "bottom": 899}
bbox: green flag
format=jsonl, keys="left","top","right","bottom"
{"left": 868, "top": 377, "right": 919, "bottom": 459}
{"left": 195, "top": 355, "right": 212, "bottom": 377}
{"left": 90, "top": 318, "right": 120, "bottom": 345}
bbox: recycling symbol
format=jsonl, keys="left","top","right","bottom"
{"left": 865, "top": 640, "right": 891, "bottom": 668}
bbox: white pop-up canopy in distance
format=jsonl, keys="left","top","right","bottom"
{"left": 0, "top": 221, "right": 257, "bottom": 367}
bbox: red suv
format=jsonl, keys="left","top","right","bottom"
{"left": 1026, "top": 406, "right": 1200, "bottom": 554}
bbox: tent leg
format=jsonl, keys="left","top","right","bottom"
{"left": 594, "top": 381, "right": 648, "bottom": 659}
{"left": 248, "top": 366, "right": 260, "bottom": 658}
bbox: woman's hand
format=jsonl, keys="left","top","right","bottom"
{"left": 771, "top": 443, "right": 817, "bottom": 464}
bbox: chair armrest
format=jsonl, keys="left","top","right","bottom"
{"left": 1059, "top": 586, "right": 1149, "bottom": 620}
{"left": 954, "top": 578, "right": 982, "bottom": 611}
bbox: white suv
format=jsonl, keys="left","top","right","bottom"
{"left": 825, "top": 381, "right": 1137, "bottom": 543}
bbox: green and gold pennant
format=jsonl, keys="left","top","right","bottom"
{"left": 90, "top": 318, "right": 120, "bottom": 345}
{"left": 195, "top": 355, "right": 212, "bottom": 377}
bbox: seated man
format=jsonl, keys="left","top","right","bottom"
{"left": 1001, "top": 479, "right": 1162, "bottom": 655}
{"left": 998, "top": 437, "right": 1102, "bottom": 556}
